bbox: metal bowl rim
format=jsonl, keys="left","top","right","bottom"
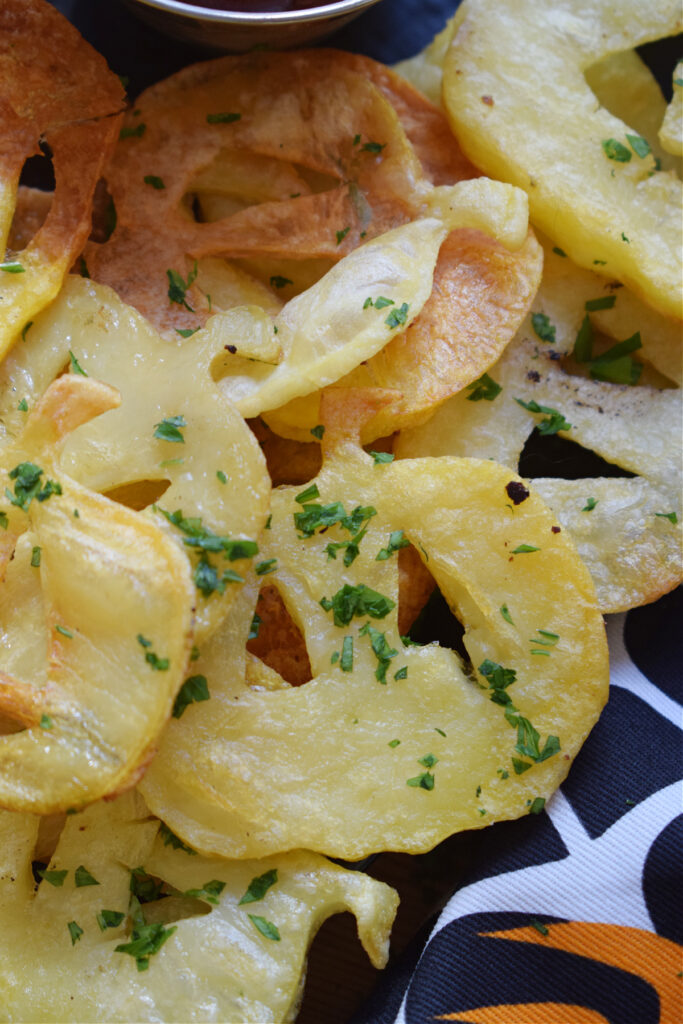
{"left": 129, "top": 0, "right": 380, "bottom": 24}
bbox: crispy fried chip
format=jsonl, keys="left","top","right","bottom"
{"left": 0, "top": 791, "right": 398, "bottom": 1021}
{"left": 0, "top": 0, "right": 124, "bottom": 356}
{"left": 85, "top": 49, "right": 476, "bottom": 335}
{"left": 443, "top": 0, "right": 683, "bottom": 318}
{"left": 660, "top": 61, "right": 683, "bottom": 157}
{"left": 141, "top": 392, "right": 608, "bottom": 860}
{"left": 267, "top": 225, "right": 542, "bottom": 441}
{"left": 0, "top": 276, "right": 270, "bottom": 645}
{"left": 0, "top": 377, "right": 195, "bottom": 813}
{"left": 396, "top": 248, "right": 683, "bottom": 613}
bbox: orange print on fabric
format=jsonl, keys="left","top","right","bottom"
{"left": 438, "top": 921, "right": 682, "bottom": 1023}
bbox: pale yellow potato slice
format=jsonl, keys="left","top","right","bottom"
{"left": 0, "top": 275, "right": 270, "bottom": 645}
{"left": 0, "top": 377, "right": 195, "bottom": 812}
{"left": 211, "top": 178, "right": 529, "bottom": 419}
{"left": 660, "top": 61, "right": 683, "bottom": 157}
{"left": 0, "top": 791, "right": 398, "bottom": 1022}
{"left": 443, "top": 0, "right": 683, "bottom": 319}
{"left": 141, "top": 396, "right": 607, "bottom": 860}
{"left": 392, "top": 12, "right": 460, "bottom": 107}
{"left": 396, "top": 260, "right": 683, "bottom": 612}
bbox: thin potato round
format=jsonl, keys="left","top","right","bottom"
{"left": 660, "top": 61, "right": 683, "bottom": 157}
{"left": 0, "top": 0, "right": 123, "bottom": 356}
{"left": 0, "top": 791, "right": 398, "bottom": 1022}
{"left": 0, "top": 377, "right": 195, "bottom": 813}
{"left": 0, "top": 276, "right": 271, "bottom": 645}
{"left": 141, "top": 392, "right": 608, "bottom": 860}
{"left": 87, "top": 49, "right": 475, "bottom": 335}
{"left": 443, "top": 0, "right": 683, "bottom": 318}
{"left": 267, "top": 225, "right": 542, "bottom": 442}
{"left": 396, "top": 254, "right": 683, "bottom": 613}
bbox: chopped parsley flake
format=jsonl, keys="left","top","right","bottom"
{"left": 216, "top": 470, "right": 227, "bottom": 484}
{"left": 7, "top": 462, "right": 62, "bottom": 511}
{"left": 295, "top": 484, "right": 320, "bottom": 504}
{"left": 500, "top": 604, "right": 514, "bottom": 624}
{"left": 115, "top": 920, "right": 177, "bottom": 971}
{"left": 183, "top": 879, "right": 226, "bottom": 905}
{"left": 30, "top": 546, "right": 41, "bottom": 568}
{"left": 68, "top": 921, "right": 84, "bottom": 946}
{"left": 0, "top": 513, "right": 7, "bottom": 530}
{"left": 248, "top": 915, "right": 281, "bottom": 941}
{"left": 434, "top": 727, "right": 447, "bottom": 737}
{"left": 589, "top": 331, "right": 642, "bottom": 385}
{"left": 155, "top": 507, "right": 258, "bottom": 561}
{"left": 418, "top": 753, "right": 438, "bottom": 769}
{"left": 531, "top": 919, "right": 550, "bottom": 936}
{"left": 406, "top": 772, "right": 435, "bottom": 791}
{"left": 143, "top": 175, "right": 165, "bottom": 189}
{"left": 207, "top": 111, "right": 241, "bottom": 124}
{"left": 38, "top": 868, "right": 67, "bottom": 887}
{"left": 166, "top": 262, "right": 198, "bottom": 311}
{"left": 626, "top": 134, "right": 651, "bottom": 159}
{"left": 255, "top": 558, "right": 277, "bottom": 576}
{"left": 369, "top": 450, "right": 394, "bottom": 464}
{"left": 175, "top": 327, "right": 199, "bottom": 338}
{"left": 394, "top": 666, "right": 408, "bottom": 680}
{"left": 582, "top": 497, "right": 598, "bottom": 512}
{"left": 478, "top": 659, "right": 517, "bottom": 707}
{"left": 359, "top": 623, "right": 398, "bottom": 682}
{"left": 172, "top": 674, "right": 210, "bottom": 718}
{"left": 376, "top": 529, "right": 410, "bottom": 561}
{"left": 0, "top": 261, "right": 24, "bottom": 274}
{"left": 529, "top": 797, "right": 546, "bottom": 814}
{"left": 388, "top": 738, "right": 401, "bottom": 748}
{"left": 373, "top": 296, "right": 395, "bottom": 310}
{"left": 385, "top": 302, "right": 410, "bottom": 329}
{"left": 602, "top": 138, "right": 631, "bottom": 162}
{"left": 96, "top": 910, "right": 126, "bottom": 931}
{"left": 531, "top": 312, "right": 555, "bottom": 343}
{"left": 515, "top": 398, "right": 571, "bottom": 435}
{"left": 361, "top": 140, "right": 386, "bottom": 154}
{"left": 552, "top": 247, "right": 567, "bottom": 257}
{"left": 158, "top": 822, "right": 197, "bottom": 854}
{"left": 336, "top": 226, "right": 350, "bottom": 245}
{"left": 55, "top": 625, "right": 73, "bottom": 639}
{"left": 21, "top": 321, "right": 33, "bottom": 341}
{"left": 310, "top": 424, "right": 325, "bottom": 440}
{"left": 511, "top": 544, "right": 540, "bottom": 554}
{"left": 340, "top": 636, "right": 354, "bottom": 672}
{"left": 248, "top": 613, "right": 261, "bottom": 640}
{"left": 320, "top": 583, "right": 395, "bottom": 627}
{"left": 655, "top": 511, "right": 678, "bottom": 524}
{"left": 270, "top": 275, "right": 293, "bottom": 290}
{"left": 573, "top": 314, "right": 593, "bottom": 362}
{"left": 17, "top": 398, "right": 28, "bottom": 411}
{"left": 153, "top": 415, "right": 186, "bottom": 444}
{"left": 74, "top": 865, "right": 100, "bottom": 888}
{"left": 39, "top": 714, "right": 53, "bottom": 730}
{"left": 239, "top": 869, "right": 278, "bottom": 905}
{"left": 466, "top": 372, "right": 502, "bottom": 402}
{"left": 193, "top": 559, "right": 242, "bottom": 597}
{"left": 136, "top": 634, "right": 170, "bottom": 671}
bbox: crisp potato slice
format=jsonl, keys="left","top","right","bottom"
{"left": 141, "top": 393, "right": 607, "bottom": 860}
{"left": 393, "top": 12, "right": 460, "bottom": 107}
{"left": 267, "top": 225, "right": 542, "bottom": 442}
{"left": 0, "top": 377, "right": 195, "bottom": 813}
{"left": 0, "top": 0, "right": 124, "bottom": 357}
{"left": 660, "top": 61, "right": 683, "bottom": 157}
{"left": 0, "top": 791, "right": 398, "bottom": 1022}
{"left": 0, "top": 275, "right": 270, "bottom": 645}
{"left": 209, "top": 180, "right": 529, "bottom": 420}
{"left": 86, "top": 49, "right": 475, "bottom": 335}
{"left": 396, "top": 255, "right": 683, "bottom": 612}
{"left": 443, "top": 0, "right": 683, "bottom": 319}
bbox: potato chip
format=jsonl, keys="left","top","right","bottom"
{"left": 0, "top": 791, "right": 398, "bottom": 1021}
{"left": 85, "top": 49, "right": 476, "bottom": 335}
{"left": 0, "top": 275, "right": 271, "bottom": 645}
{"left": 443, "top": 0, "right": 683, "bottom": 318}
{"left": 141, "top": 392, "right": 608, "bottom": 860}
{"left": 393, "top": 12, "right": 460, "bottom": 107}
{"left": 209, "top": 179, "right": 528, "bottom": 421}
{"left": 396, "top": 253, "right": 683, "bottom": 613}
{"left": 267, "top": 225, "right": 542, "bottom": 442}
{"left": 660, "top": 61, "right": 683, "bottom": 157}
{"left": 0, "top": 377, "right": 195, "bottom": 813}
{"left": 0, "top": 0, "right": 124, "bottom": 357}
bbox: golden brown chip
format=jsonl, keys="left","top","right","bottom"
{"left": 85, "top": 49, "right": 475, "bottom": 335}
{"left": 267, "top": 225, "right": 543, "bottom": 441}
{"left": 0, "top": 0, "right": 124, "bottom": 356}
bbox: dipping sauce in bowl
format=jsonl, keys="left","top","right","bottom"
{"left": 126, "top": 0, "right": 384, "bottom": 50}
